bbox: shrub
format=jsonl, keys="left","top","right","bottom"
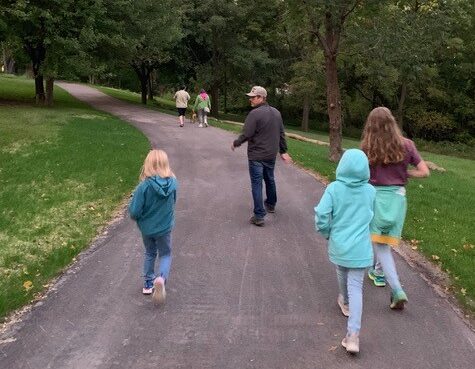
{"left": 406, "top": 109, "right": 457, "bottom": 141}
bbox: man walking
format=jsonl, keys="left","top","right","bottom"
{"left": 231, "top": 86, "right": 292, "bottom": 227}
{"left": 174, "top": 86, "right": 190, "bottom": 127}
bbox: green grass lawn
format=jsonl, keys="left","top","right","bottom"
{"left": 0, "top": 75, "right": 150, "bottom": 320}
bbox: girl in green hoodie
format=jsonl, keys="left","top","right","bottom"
{"left": 315, "top": 149, "right": 376, "bottom": 354}
{"left": 129, "top": 149, "right": 178, "bottom": 304}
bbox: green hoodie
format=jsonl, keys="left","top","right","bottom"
{"left": 315, "top": 149, "right": 375, "bottom": 268}
{"left": 129, "top": 176, "right": 177, "bottom": 237}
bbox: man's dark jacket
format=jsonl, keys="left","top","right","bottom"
{"left": 233, "top": 103, "right": 288, "bottom": 161}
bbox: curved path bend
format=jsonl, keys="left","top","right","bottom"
{"left": 1, "top": 83, "right": 474, "bottom": 369}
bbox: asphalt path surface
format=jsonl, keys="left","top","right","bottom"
{"left": 1, "top": 83, "right": 474, "bottom": 369}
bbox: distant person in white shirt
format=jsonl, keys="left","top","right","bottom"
{"left": 174, "top": 86, "right": 190, "bottom": 127}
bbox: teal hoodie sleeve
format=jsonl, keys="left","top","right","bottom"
{"left": 128, "top": 182, "right": 145, "bottom": 220}
{"left": 315, "top": 187, "right": 333, "bottom": 239}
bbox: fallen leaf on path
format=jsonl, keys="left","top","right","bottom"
{"left": 431, "top": 255, "right": 440, "bottom": 260}
{"left": 328, "top": 346, "right": 338, "bottom": 351}
{"left": 23, "top": 280, "right": 33, "bottom": 291}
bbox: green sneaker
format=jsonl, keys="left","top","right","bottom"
{"left": 368, "top": 268, "right": 386, "bottom": 287}
{"left": 390, "top": 289, "right": 408, "bottom": 310}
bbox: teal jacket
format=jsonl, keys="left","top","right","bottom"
{"left": 315, "top": 149, "right": 375, "bottom": 268}
{"left": 128, "top": 176, "right": 178, "bottom": 237}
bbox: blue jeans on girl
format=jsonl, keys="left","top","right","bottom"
{"left": 335, "top": 265, "right": 366, "bottom": 334}
{"left": 142, "top": 231, "right": 172, "bottom": 289}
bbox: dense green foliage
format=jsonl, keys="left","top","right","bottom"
{"left": 2, "top": 0, "right": 473, "bottom": 147}
{"left": 0, "top": 75, "right": 149, "bottom": 320}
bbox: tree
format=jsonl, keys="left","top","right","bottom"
{"left": 121, "top": 0, "right": 182, "bottom": 104}
{"left": 4, "top": 0, "right": 105, "bottom": 105}
{"left": 289, "top": 49, "right": 325, "bottom": 131}
{"left": 292, "top": 0, "right": 362, "bottom": 162}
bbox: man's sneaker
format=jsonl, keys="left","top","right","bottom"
{"left": 179, "top": 123, "right": 184, "bottom": 127}
{"left": 368, "top": 267, "right": 386, "bottom": 287}
{"left": 390, "top": 289, "right": 408, "bottom": 310}
{"left": 198, "top": 124, "right": 203, "bottom": 128}
{"left": 341, "top": 333, "right": 359, "bottom": 354}
{"left": 152, "top": 276, "right": 166, "bottom": 304}
{"left": 142, "top": 287, "right": 153, "bottom": 295}
{"left": 264, "top": 202, "right": 275, "bottom": 213}
{"left": 250, "top": 216, "right": 265, "bottom": 227}
{"left": 337, "top": 294, "right": 350, "bottom": 317}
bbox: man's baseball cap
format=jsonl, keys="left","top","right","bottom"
{"left": 246, "top": 86, "right": 267, "bottom": 97}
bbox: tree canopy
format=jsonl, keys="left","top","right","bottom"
{"left": 2, "top": 0, "right": 474, "bottom": 155}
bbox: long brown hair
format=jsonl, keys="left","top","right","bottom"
{"left": 360, "top": 107, "right": 406, "bottom": 165}
{"left": 140, "top": 149, "right": 175, "bottom": 181}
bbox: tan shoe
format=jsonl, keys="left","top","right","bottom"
{"left": 337, "top": 294, "right": 350, "bottom": 317}
{"left": 152, "top": 277, "right": 166, "bottom": 304}
{"left": 341, "top": 333, "right": 359, "bottom": 354}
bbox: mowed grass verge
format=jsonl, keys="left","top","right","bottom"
{"left": 0, "top": 75, "right": 150, "bottom": 320}
{"left": 98, "top": 85, "right": 475, "bottom": 313}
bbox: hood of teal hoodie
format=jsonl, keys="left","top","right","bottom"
{"left": 335, "top": 149, "right": 370, "bottom": 187}
{"left": 148, "top": 175, "right": 177, "bottom": 197}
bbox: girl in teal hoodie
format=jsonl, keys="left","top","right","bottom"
{"left": 315, "top": 149, "right": 375, "bottom": 354}
{"left": 129, "top": 149, "right": 178, "bottom": 304}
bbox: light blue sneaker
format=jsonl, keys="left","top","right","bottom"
{"left": 390, "top": 289, "right": 408, "bottom": 310}
{"left": 368, "top": 267, "right": 386, "bottom": 287}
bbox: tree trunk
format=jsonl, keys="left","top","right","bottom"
{"left": 210, "top": 85, "right": 219, "bottom": 117}
{"left": 45, "top": 77, "right": 54, "bottom": 107}
{"left": 301, "top": 95, "right": 310, "bottom": 132}
{"left": 25, "top": 43, "right": 46, "bottom": 104}
{"left": 397, "top": 81, "right": 407, "bottom": 129}
{"left": 35, "top": 75, "right": 45, "bottom": 104}
{"left": 2, "top": 43, "right": 15, "bottom": 74}
{"left": 325, "top": 55, "right": 343, "bottom": 162}
{"left": 131, "top": 62, "right": 152, "bottom": 105}
{"left": 223, "top": 67, "right": 228, "bottom": 114}
{"left": 210, "top": 32, "right": 220, "bottom": 117}
{"left": 140, "top": 74, "right": 148, "bottom": 104}
{"left": 147, "top": 71, "right": 154, "bottom": 101}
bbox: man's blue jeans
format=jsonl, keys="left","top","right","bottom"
{"left": 248, "top": 159, "right": 276, "bottom": 219}
{"left": 142, "top": 231, "right": 172, "bottom": 288}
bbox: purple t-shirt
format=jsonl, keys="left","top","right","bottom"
{"left": 369, "top": 138, "right": 422, "bottom": 186}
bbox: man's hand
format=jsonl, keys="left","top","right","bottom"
{"left": 281, "top": 153, "right": 292, "bottom": 163}
{"left": 231, "top": 143, "right": 235, "bottom": 151}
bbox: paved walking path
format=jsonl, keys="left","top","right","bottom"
{"left": 1, "top": 83, "right": 474, "bottom": 369}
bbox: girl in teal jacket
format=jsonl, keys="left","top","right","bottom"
{"left": 315, "top": 149, "right": 375, "bottom": 354}
{"left": 129, "top": 149, "right": 178, "bottom": 304}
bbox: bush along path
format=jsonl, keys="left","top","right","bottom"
{"left": 1, "top": 83, "right": 474, "bottom": 369}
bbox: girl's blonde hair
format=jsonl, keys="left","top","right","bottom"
{"left": 140, "top": 149, "right": 175, "bottom": 181}
{"left": 361, "top": 107, "right": 406, "bottom": 165}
